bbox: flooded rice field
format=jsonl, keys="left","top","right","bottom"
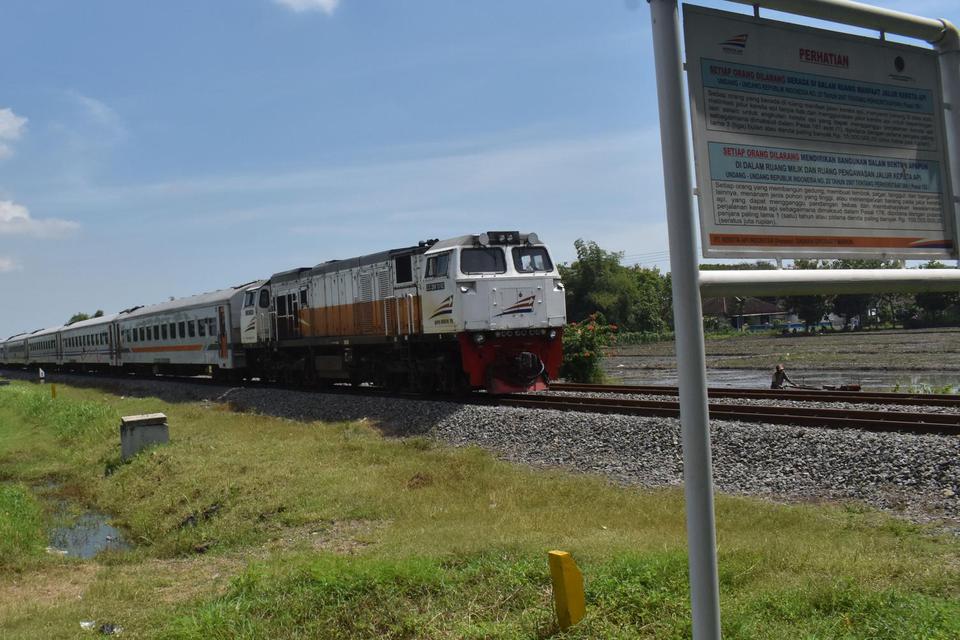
{"left": 606, "top": 327, "right": 960, "bottom": 392}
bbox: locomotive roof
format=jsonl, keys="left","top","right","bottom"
{"left": 119, "top": 280, "right": 264, "bottom": 320}
{"left": 269, "top": 243, "right": 426, "bottom": 285}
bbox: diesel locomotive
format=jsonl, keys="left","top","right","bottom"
{"left": 0, "top": 231, "right": 567, "bottom": 393}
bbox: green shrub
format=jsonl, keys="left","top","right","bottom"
{"left": 561, "top": 314, "right": 616, "bottom": 383}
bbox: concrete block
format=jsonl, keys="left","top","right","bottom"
{"left": 120, "top": 413, "right": 169, "bottom": 460}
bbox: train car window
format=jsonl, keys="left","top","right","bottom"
{"left": 460, "top": 248, "right": 506, "bottom": 274}
{"left": 146, "top": 327, "right": 152, "bottom": 341}
{"left": 425, "top": 253, "right": 450, "bottom": 278}
{"left": 161, "top": 325, "right": 168, "bottom": 340}
{"left": 300, "top": 289, "right": 307, "bottom": 305}
{"left": 178, "top": 322, "right": 186, "bottom": 338}
{"left": 395, "top": 255, "right": 413, "bottom": 284}
{"left": 198, "top": 320, "right": 206, "bottom": 337}
{"left": 208, "top": 319, "right": 218, "bottom": 337}
{"left": 188, "top": 321, "right": 196, "bottom": 337}
{"left": 258, "top": 289, "right": 270, "bottom": 309}
{"left": 169, "top": 323, "right": 176, "bottom": 339}
{"left": 139, "top": 327, "right": 145, "bottom": 341}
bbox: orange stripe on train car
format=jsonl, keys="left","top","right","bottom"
{"left": 130, "top": 344, "right": 205, "bottom": 353}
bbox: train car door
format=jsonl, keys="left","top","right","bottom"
{"left": 217, "top": 306, "right": 229, "bottom": 366}
{"left": 110, "top": 323, "right": 121, "bottom": 367}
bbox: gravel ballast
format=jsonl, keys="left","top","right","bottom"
{"left": 3, "top": 370, "right": 958, "bottom": 531}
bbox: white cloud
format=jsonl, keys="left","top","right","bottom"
{"left": 0, "top": 200, "right": 79, "bottom": 238}
{"left": 0, "top": 108, "right": 27, "bottom": 160}
{"left": 0, "top": 257, "right": 19, "bottom": 273}
{"left": 274, "top": 0, "right": 340, "bottom": 15}
{"left": 65, "top": 90, "right": 127, "bottom": 142}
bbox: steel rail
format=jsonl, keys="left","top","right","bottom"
{"left": 493, "top": 394, "right": 960, "bottom": 435}
{"left": 550, "top": 383, "right": 960, "bottom": 407}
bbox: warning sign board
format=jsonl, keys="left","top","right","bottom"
{"left": 683, "top": 4, "right": 956, "bottom": 259}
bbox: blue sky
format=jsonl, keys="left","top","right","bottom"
{"left": 1, "top": 0, "right": 956, "bottom": 337}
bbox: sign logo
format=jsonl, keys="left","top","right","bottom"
{"left": 720, "top": 33, "right": 748, "bottom": 54}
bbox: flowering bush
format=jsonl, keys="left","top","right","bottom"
{"left": 560, "top": 313, "right": 616, "bottom": 383}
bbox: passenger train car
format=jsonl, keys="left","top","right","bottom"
{"left": 0, "top": 231, "right": 566, "bottom": 393}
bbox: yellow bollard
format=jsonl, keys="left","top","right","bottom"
{"left": 51, "top": 384, "right": 57, "bottom": 400}
{"left": 548, "top": 550, "right": 586, "bottom": 630}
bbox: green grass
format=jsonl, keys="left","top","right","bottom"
{"left": 0, "top": 379, "right": 957, "bottom": 639}
{"left": 0, "top": 483, "right": 46, "bottom": 566}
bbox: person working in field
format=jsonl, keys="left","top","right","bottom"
{"left": 771, "top": 364, "right": 795, "bottom": 390}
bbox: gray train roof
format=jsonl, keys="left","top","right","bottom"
{"left": 26, "top": 324, "right": 68, "bottom": 339}
{"left": 60, "top": 313, "right": 120, "bottom": 332}
{"left": 119, "top": 280, "right": 264, "bottom": 320}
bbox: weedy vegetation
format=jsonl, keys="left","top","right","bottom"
{"left": 0, "top": 379, "right": 957, "bottom": 638}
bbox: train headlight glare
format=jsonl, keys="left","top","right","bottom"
{"left": 473, "top": 333, "right": 486, "bottom": 345}
{"left": 548, "top": 329, "right": 557, "bottom": 340}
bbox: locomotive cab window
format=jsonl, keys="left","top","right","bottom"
{"left": 425, "top": 253, "right": 450, "bottom": 278}
{"left": 512, "top": 247, "right": 553, "bottom": 273}
{"left": 258, "top": 289, "right": 270, "bottom": 309}
{"left": 460, "top": 248, "right": 506, "bottom": 274}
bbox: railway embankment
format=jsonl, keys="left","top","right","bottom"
{"left": 1, "top": 376, "right": 958, "bottom": 638}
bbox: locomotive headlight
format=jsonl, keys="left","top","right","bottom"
{"left": 553, "top": 279, "right": 564, "bottom": 291}
{"left": 547, "top": 329, "right": 558, "bottom": 340}
{"left": 459, "top": 281, "right": 476, "bottom": 294}
{"left": 473, "top": 333, "right": 486, "bottom": 345}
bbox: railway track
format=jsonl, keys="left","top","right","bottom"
{"left": 550, "top": 382, "right": 960, "bottom": 408}
{"left": 493, "top": 392, "right": 960, "bottom": 436}
{"left": 4, "top": 368, "right": 957, "bottom": 435}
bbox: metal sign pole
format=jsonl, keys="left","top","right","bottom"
{"left": 935, "top": 23, "right": 960, "bottom": 258}
{"left": 648, "top": 2, "right": 722, "bottom": 638}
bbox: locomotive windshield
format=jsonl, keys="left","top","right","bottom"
{"left": 512, "top": 247, "right": 553, "bottom": 273}
{"left": 460, "top": 248, "right": 506, "bottom": 274}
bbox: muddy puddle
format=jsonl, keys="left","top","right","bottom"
{"left": 47, "top": 503, "right": 132, "bottom": 559}
{"left": 34, "top": 484, "right": 132, "bottom": 559}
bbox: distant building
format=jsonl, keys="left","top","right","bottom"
{"left": 702, "top": 296, "right": 788, "bottom": 331}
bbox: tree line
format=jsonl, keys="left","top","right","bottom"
{"left": 559, "top": 240, "right": 960, "bottom": 334}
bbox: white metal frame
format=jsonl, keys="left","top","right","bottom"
{"left": 648, "top": 1, "right": 960, "bottom": 638}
